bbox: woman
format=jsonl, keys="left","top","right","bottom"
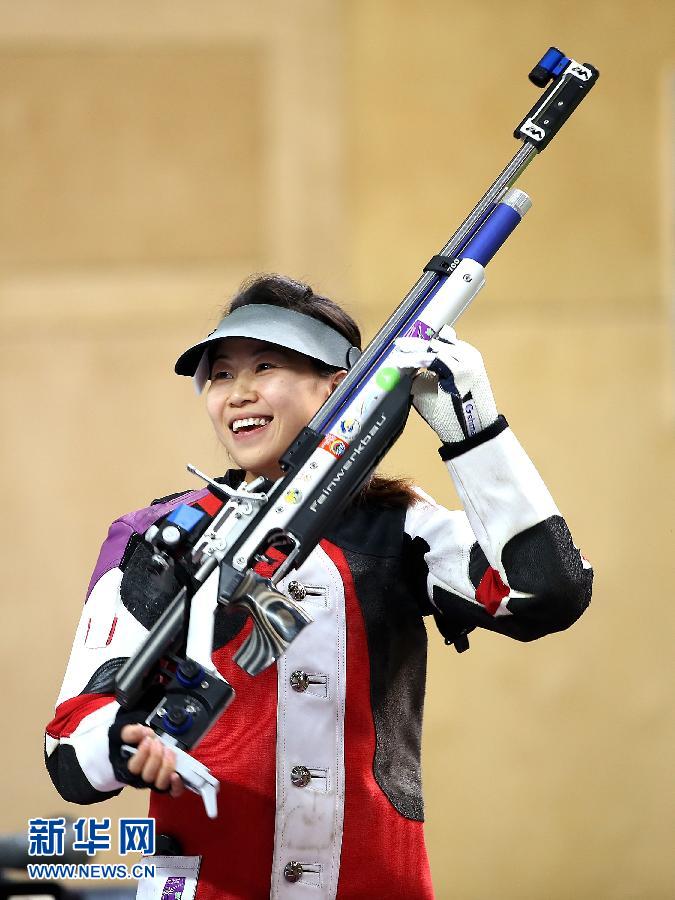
{"left": 45, "top": 274, "right": 592, "bottom": 899}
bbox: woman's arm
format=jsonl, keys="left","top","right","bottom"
{"left": 407, "top": 329, "right": 592, "bottom": 642}
{"left": 44, "top": 519, "right": 143, "bottom": 803}
{"left": 405, "top": 432, "right": 592, "bottom": 643}
{"left": 45, "top": 493, "right": 200, "bottom": 803}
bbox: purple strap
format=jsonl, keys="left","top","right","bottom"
{"left": 85, "top": 489, "right": 209, "bottom": 600}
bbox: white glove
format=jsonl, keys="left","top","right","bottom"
{"left": 409, "top": 326, "right": 498, "bottom": 443}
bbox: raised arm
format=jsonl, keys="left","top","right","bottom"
{"left": 406, "top": 328, "right": 592, "bottom": 645}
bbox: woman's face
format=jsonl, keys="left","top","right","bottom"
{"left": 206, "top": 337, "right": 345, "bottom": 481}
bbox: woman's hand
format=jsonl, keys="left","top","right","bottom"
{"left": 120, "top": 724, "right": 185, "bottom": 798}
{"left": 410, "top": 326, "right": 498, "bottom": 442}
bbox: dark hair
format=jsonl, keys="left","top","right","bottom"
{"left": 224, "top": 274, "right": 419, "bottom": 508}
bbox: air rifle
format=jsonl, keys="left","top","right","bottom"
{"left": 115, "top": 47, "right": 598, "bottom": 817}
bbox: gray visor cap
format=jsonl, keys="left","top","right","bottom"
{"left": 175, "top": 303, "right": 361, "bottom": 392}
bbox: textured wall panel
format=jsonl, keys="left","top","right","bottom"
{"left": 0, "top": 48, "right": 263, "bottom": 266}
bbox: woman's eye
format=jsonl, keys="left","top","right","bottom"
{"left": 211, "top": 370, "right": 232, "bottom": 380}
{"left": 256, "top": 362, "right": 277, "bottom": 372}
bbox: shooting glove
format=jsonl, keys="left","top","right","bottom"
{"left": 410, "top": 326, "right": 498, "bottom": 443}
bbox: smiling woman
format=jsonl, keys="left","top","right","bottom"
{"left": 205, "top": 337, "right": 344, "bottom": 481}
{"left": 180, "top": 274, "right": 419, "bottom": 505}
{"left": 45, "top": 273, "right": 593, "bottom": 900}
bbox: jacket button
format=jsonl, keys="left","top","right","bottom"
{"left": 290, "top": 670, "right": 309, "bottom": 692}
{"left": 283, "top": 861, "right": 304, "bottom": 883}
{"left": 288, "top": 580, "right": 306, "bottom": 601}
{"left": 291, "top": 765, "right": 312, "bottom": 787}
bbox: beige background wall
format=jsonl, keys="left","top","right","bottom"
{"left": 1, "top": 1, "right": 672, "bottom": 898}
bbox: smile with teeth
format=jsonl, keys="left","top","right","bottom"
{"left": 230, "top": 416, "right": 273, "bottom": 434}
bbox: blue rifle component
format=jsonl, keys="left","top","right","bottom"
{"left": 529, "top": 47, "right": 570, "bottom": 86}
{"left": 460, "top": 201, "right": 523, "bottom": 267}
{"left": 167, "top": 504, "right": 206, "bottom": 532}
{"left": 424, "top": 201, "right": 498, "bottom": 276}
